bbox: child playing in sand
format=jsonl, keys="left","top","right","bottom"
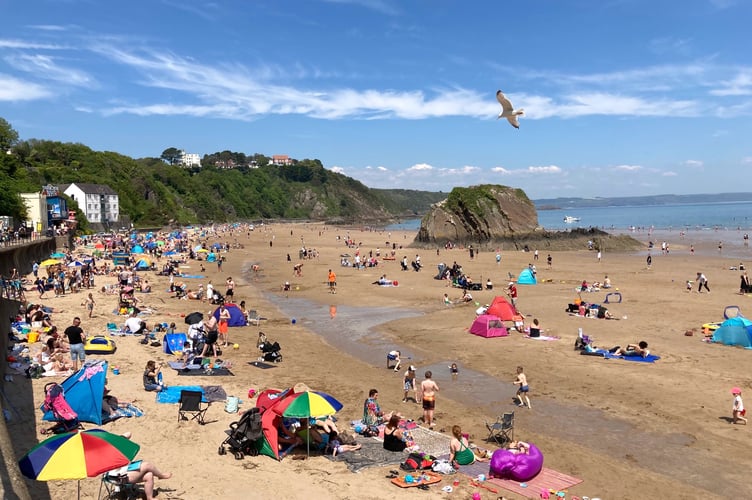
{"left": 732, "top": 387, "right": 747, "bottom": 425}
{"left": 513, "top": 366, "right": 531, "bottom": 408}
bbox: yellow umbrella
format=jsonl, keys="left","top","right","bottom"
{"left": 196, "top": 249, "right": 209, "bottom": 253}
{"left": 40, "top": 259, "right": 62, "bottom": 267}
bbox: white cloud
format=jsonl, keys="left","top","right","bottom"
{"left": 5, "top": 54, "right": 94, "bottom": 87}
{"left": 406, "top": 163, "right": 433, "bottom": 172}
{"left": 613, "top": 164, "right": 643, "bottom": 171}
{"left": 683, "top": 160, "right": 704, "bottom": 167}
{"left": 0, "top": 74, "right": 51, "bottom": 100}
{"left": 0, "top": 39, "right": 66, "bottom": 50}
{"left": 526, "top": 165, "right": 561, "bottom": 174}
{"left": 742, "top": 157, "right": 752, "bottom": 164}
{"left": 320, "top": 0, "right": 398, "bottom": 16}
{"left": 662, "top": 171, "right": 678, "bottom": 176}
{"left": 330, "top": 166, "right": 345, "bottom": 174}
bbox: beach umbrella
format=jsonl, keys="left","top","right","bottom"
{"left": 94, "top": 243, "right": 105, "bottom": 250}
{"left": 50, "top": 252, "right": 66, "bottom": 259}
{"left": 164, "top": 250, "right": 177, "bottom": 256}
{"left": 281, "top": 391, "right": 343, "bottom": 418}
{"left": 68, "top": 261, "right": 84, "bottom": 267}
{"left": 18, "top": 428, "right": 140, "bottom": 498}
{"left": 40, "top": 259, "right": 62, "bottom": 267}
{"left": 196, "top": 248, "right": 209, "bottom": 253}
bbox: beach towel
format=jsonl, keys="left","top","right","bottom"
{"left": 156, "top": 385, "right": 204, "bottom": 404}
{"left": 179, "top": 274, "right": 205, "bottom": 279}
{"left": 103, "top": 403, "right": 145, "bottom": 422}
{"left": 248, "top": 361, "right": 277, "bottom": 369}
{"left": 524, "top": 335, "right": 560, "bottom": 341}
{"left": 586, "top": 349, "right": 661, "bottom": 363}
{"left": 201, "top": 385, "right": 228, "bottom": 402}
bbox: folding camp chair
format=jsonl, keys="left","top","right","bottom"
{"left": 247, "top": 310, "right": 261, "bottom": 326}
{"left": 178, "top": 390, "right": 208, "bottom": 425}
{"left": 99, "top": 468, "right": 142, "bottom": 499}
{"left": 485, "top": 411, "right": 514, "bottom": 446}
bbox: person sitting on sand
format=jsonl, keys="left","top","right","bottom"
{"left": 383, "top": 414, "right": 407, "bottom": 452}
{"left": 362, "top": 389, "right": 396, "bottom": 427}
{"left": 143, "top": 360, "right": 165, "bottom": 392}
{"left": 611, "top": 341, "right": 650, "bottom": 358}
{"left": 449, "top": 425, "right": 487, "bottom": 465}
{"left": 460, "top": 289, "right": 473, "bottom": 303}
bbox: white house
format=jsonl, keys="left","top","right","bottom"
{"left": 180, "top": 151, "right": 201, "bottom": 167}
{"left": 19, "top": 192, "right": 49, "bottom": 234}
{"left": 60, "top": 183, "right": 119, "bottom": 225}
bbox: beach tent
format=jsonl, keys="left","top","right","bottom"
{"left": 211, "top": 303, "right": 248, "bottom": 327}
{"left": 517, "top": 268, "right": 537, "bottom": 285}
{"left": 712, "top": 317, "right": 752, "bottom": 348}
{"left": 469, "top": 314, "right": 509, "bottom": 338}
{"left": 255, "top": 388, "right": 296, "bottom": 460}
{"left": 206, "top": 252, "right": 217, "bottom": 263}
{"left": 42, "top": 359, "right": 108, "bottom": 425}
{"left": 131, "top": 245, "right": 144, "bottom": 254}
{"left": 135, "top": 257, "right": 151, "bottom": 270}
{"left": 486, "top": 296, "right": 517, "bottom": 321}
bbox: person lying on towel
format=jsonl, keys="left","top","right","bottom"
{"left": 610, "top": 341, "right": 650, "bottom": 358}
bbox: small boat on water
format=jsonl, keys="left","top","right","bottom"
{"left": 563, "top": 216, "right": 580, "bottom": 223}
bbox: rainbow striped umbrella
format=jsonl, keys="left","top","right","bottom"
{"left": 281, "top": 391, "right": 343, "bottom": 418}
{"left": 18, "top": 429, "right": 140, "bottom": 481}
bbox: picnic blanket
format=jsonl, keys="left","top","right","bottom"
{"left": 439, "top": 459, "right": 583, "bottom": 499}
{"left": 103, "top": 403, "right": 144, "bottom": 422}
{"left": 178, "top": 367, "right": 234, "bottom": 376}
{"left": 155, "top": 385, "right": 227, "bottom": 403}
{"left": 330, "top": 425, "right": 452, "bottom": 472}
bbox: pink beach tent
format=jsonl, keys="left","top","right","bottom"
{"left": 469, "top": 314, "right": 509, "bottom": 338}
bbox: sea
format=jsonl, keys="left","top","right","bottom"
{"left": 386, "top": 201, "right": 752, "bottom": 233}
{"left": 384, "top": 200, "right": 752, "bottom": 258}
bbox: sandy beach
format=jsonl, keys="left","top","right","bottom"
{"left": 7, "top": 222, "right": 752, "bottom": 500}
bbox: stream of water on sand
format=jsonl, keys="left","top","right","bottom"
{"left": 255, "top": 285, "right": 741, "bottom": 496}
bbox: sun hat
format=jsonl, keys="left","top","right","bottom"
{"left": 731, "top": 387, "right": 742, "bottom": 394}
{"left": 409, "top": 365, "right": 416, "bottom": 371}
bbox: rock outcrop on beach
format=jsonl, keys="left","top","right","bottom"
{"left": 415, "top": 184, "right": 642, "bottom": 251}
{"left": 416, "top": 184, "right": 538, "bottom": 243}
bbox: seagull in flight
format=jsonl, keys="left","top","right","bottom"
{"left": 496, "top": 90, "right": 524, "bottom": 129}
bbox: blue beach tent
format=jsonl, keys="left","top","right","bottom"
{"left": 517, "top": 268, "right": 537, "bottom": 285}
{"left": 42, "top": 359, "right": 109, "bottom": 425}
{"left": 712, "top": 317, "right": 752, "bottom": 348}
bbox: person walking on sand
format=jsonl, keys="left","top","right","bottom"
{"left": 328, "top": 269, "right": 337, "bottom": 294}
{"left": 547, "top": 253, "right": 552, "bottom": 268}
{"left": 419, "top": 371, "right": 439, "bottom": 428}
{"left": 218, "top": 303, "right": 231, "bottom": 347}
{"left": 64, "top": 317, "right": 86, "bottom": 372}
{"left": 83, "top": 292, "right": 95, "bottom": 318}
{"left": 513, "top": 366, "right": 531, "bottom": 408}
{"left": 403, "top": 365, "right": 418, "bottom": 403}
{"left": 732, "top": 387, "right": 747, "bottom": 425}
{"left": 697, "top": 272, "right": 710, "bottom": 293}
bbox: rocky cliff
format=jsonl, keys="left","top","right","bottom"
{"left": 416, "top": 185, "right": 538, "bottom": 244}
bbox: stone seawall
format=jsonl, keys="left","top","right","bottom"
{"left": 0, "top": 237, "right": 64, "bottom": 500}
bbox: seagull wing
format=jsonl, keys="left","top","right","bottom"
{"left": 496, "top": 90, "right": 514, "bottom": 113}
{"left": 506, "top": 115, "right": 520, "bottom": 129}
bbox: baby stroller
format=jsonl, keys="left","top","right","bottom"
{"left": 210, "top": 290, "right": 225, "bottom": 305}
{"left": 218, "top": 407, "right": 263, "bottom": 459}
{"left": 259, "top": 340, "right": 282, "bottom": 363}
{"left": 41, "top": 382, "right": 82, "bottom": 434}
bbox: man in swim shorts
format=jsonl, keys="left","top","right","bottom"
{"left": 420, "top": 371, "right": 440, "bottom": 428}
{"left": 513, "top": 366, "right": 531, "bottom": 408}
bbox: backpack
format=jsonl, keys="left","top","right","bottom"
{"left": 401, "top": 452, "right": 435, "bottom": 472}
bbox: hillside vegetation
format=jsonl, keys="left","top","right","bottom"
{"left": 0, "top": 119, "right": 440, "bottom": 228}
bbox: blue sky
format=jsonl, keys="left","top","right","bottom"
{"left": 2, "top": 0, "right": 751, "bottom": 199}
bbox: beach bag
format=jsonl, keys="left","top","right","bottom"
{"left": 432, "top": 459, "right": 456, "bottom": 475}
{"left": 225, "top": 396, "right": 240, "bottom": 414}
{"left": 401, "top": 452, "right": 435, "bottom": 472}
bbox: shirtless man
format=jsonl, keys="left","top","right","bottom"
{"left": 419, "top": 371, "right": 440, "bottom": 428}
{"left": 513, "top": 366, "right": 531, "bottom": 408}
